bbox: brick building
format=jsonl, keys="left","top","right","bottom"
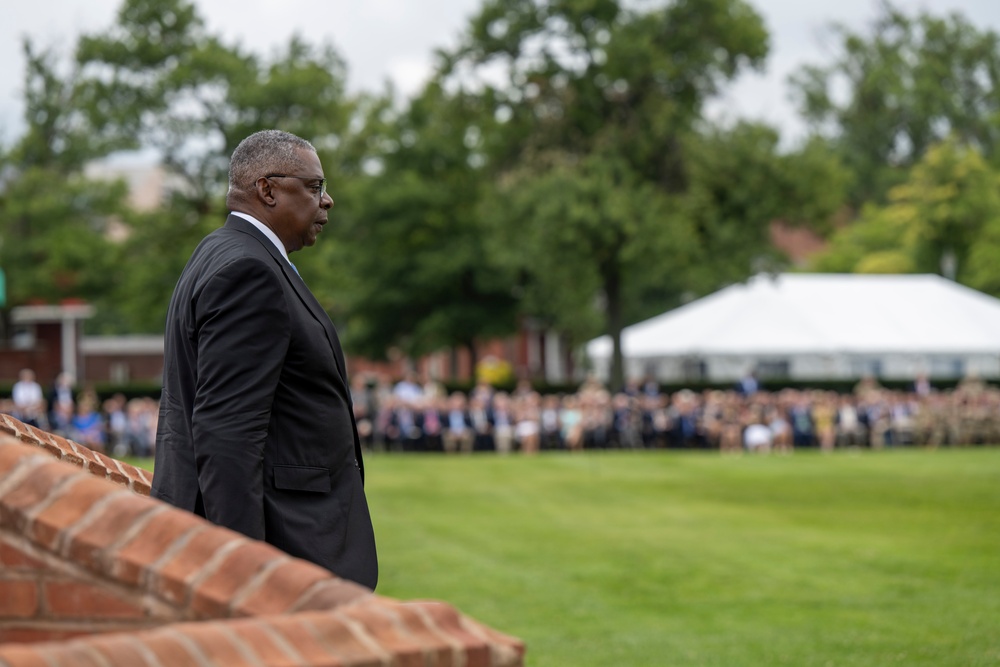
{"left": 0, "top": 303, "right": 578, "bottom": 389}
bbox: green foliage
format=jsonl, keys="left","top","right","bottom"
{"left": 7, "top": 0, "right": 999, "bottom": 374}
{"left": 13, "top": 40, "right": 124, "bottom": 171}
{"left": 681, "top": 124, "right": 849, "bottom": 293}
{"left": 76, "top": 0, "right": 351, "bottom": 206}
{"left": 811, "top": 138, "right": 1000, "bottom": 295}
{"left": 325, "top": 83, "right": 519, "bottom": 360}
{"left": 367, "top": 449, "right": 1000, "bottom": 666}
{"left": 0, "top": 0, "right": 356, "bottom": 332}
{"left": 446, "top": 0, "right": 775, "bottom": 388}
{"left": 0, "top": 167, "right": 126, "bottom": 309}
{"left": 483, "top": 150, "right": 683, "bottom": 345}
{"left": 790, "top": 2, "right": 1000, "bottom": 205}
{"left": 105, "top": 196, "right": 222, "bottom": 333}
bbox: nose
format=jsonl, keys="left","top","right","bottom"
{"left": 321, "top": 192, "right": 334, "bottom": 209}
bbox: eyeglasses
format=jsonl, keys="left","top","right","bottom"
{"left": 265, "top": 174, "right": 327, "bottom": 198}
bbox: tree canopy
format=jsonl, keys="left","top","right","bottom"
{"left": 811, "top": 138, "right": 1000, "bottom": 295}
{"left": 790, "top": 1, "right": 1000, "bottom": 206}
{"left": 2, "top": 0, "right": 1000, "bottom": 388}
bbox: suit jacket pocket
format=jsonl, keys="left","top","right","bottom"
{"left": 273, "top": 465, "right": 331, "bottom": 493}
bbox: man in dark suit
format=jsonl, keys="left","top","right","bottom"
{"left": 151, "top": 130, "right": 377, "bottom": 589}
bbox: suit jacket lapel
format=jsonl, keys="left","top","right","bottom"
{"left": 223, "top": 215, "right": 346, "bottom": 378}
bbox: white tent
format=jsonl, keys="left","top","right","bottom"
{"left": 586, "top": 273, "right": 1000, "bottom": 383}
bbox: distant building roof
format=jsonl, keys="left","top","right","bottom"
{"left": 81, "top": 335, "right": 164, "bottom": 355}
{"left": 587, "top": 273, "right": 1000, "bottom": 359}
{"left": 11, "top": 303, "right": 95, "bottom": 323}
{"left": 84, "top": 157, "right": 188, "bottom": 212}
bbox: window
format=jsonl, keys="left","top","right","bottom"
{"left": 109, "top": 362, "right": 130, "bottom": 384}
{"left": 11, "top": 326, "right": 35, "bottom": 350}
{"left": 928, "top": 357, "right": 964, "bottom": 379}
{"left": 850, "top": 358, "right": 882, "bottom": 378}
{"left": 681, "top": 358, "right": 706, "bottom": 382}
{"left": 756, "top": 360, "right": 790, "bottom": 379}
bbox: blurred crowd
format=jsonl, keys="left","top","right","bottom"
{"left": 3, "top": 365, "right": 998, "bottom": 458}
{"left": 352, "top": 371, "right": 1000, "bottom": 454}
{"left": 2, "top": 369, "right": 159, "bottom": 458}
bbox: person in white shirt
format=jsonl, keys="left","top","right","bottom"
{"left": 12, "top": 368, "right": 45, "bottom": 428}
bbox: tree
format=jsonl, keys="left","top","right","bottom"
{"left": 444, "top": 0, "right": 779, "bottom": 388}
{"left": 75, "top": 0, "right": 351, "bottom": 206}
{"left": 65, "top": 0, "right": 357, "bottom": 332}
{"left": 810, "top": 137, "right": 1000, "bottom": 296}
{"left": 0, "top": 168, "right": 125, "bottom": 310}
{"left": 0, "top": 39, "right": 129, "bottom": 318}
{"left": 0, "top": 0, "right": 364, "bottom": 333}
{"left": 323, "top": 82, "right": 519, "bottom": 363}
{"left": 789, "top": 1, "right": 1000, "bottom": 206}
{"left": 483, "top": 149, "right": 683, "bottom": 350}
{"left": 680, "top": 124, "right": 850, "bottom": 294}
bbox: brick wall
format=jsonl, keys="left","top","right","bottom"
{"left": 0, "top": 415, "right": 525, "bottom": 666}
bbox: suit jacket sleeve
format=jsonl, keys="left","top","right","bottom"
{"left": 191, "top": 255, "right": 290, "bottom": 540}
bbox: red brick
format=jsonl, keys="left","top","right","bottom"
{"left": 0, "top": 459, "right": 80, "bottom": 532}
{"left": 142, "top": 628, "right": 230, "bottom": 666}
{"left": 366, "top": 599, "right": 515, "bottom": 667}
{"left": 0, "top": 541, "right": 46, "bottom": 569}
{"left": 135, "top": 466, "right": 154, "bottom": 490}
{"left": 29, "top": 476, "right": 114, "bottom": 549}
{"left": 291, "top": 579, "right": 373, "bottom": 612}
{"left": 43, "top": 580, "right": 146, "bottom": 619}
{"left": 64, "top": 494, "right": 161, "bottom": 572}
{"left": 338, "top": 602, "right": 428, "bottom": 667}
{"left": 110, "top": 506, "right": 202, "bottom": 586}
{"left": 0, "top": 643, "right": 53, "bottom": 667}
{"left": 21, "top": 424, "right": 58, "bottom": 452}
{"left": 13, "top": 427, "right": 35, "bottom": 444}
{"left": 0, "top": 579, "right": 39, "bottom": 618}
{"left": 467, "top": 622, "right": 526, "bottom": 664}
{"left": 0, "top": 439, "right": 38, "bottom": 477}
{"left": 51, "top": 434, "right": 85, "bottom": 467}
{"left": 41, "top": 442, "right": 65, "bottom": 460}
{"left": 135, "top": 468, "right": 153, "bottom": 486}
{"left": 95, "top": 453, "right": 128, "bottom": 486}
{"left": 231, "top": 558, "right": 333, "bottom": 616}
{"left": 165, "top": 622, "right": 260, "bottom": 666}
{"left": 302, "top": 611, "right": 393, "bottom": 666}
{"left": 190, "top": 541, "right": 284, "bottom": 619}
{"left": 29, "top": 646, "right": 107, "bottom": 667}
{"left": 112, "top": 460, "right": 151, "bottom": 491}
{"left": 64, "top": 442, "right": 106, "bottom": 477}
{"left": 152, "top": 525, "right": 236, "bottom": 608}
{"left": 0, "top": 416, "right": 28, "bottom": 441}
{"left": 383, "top": 603, "right": 460, "bottom": 667}
{"left": 224, "top": 618, "right": 312, "bottom": 665}
{"left": 0, "top": 627, "right": 91, "bottom": 645}
{"left": 256, "top": 614, "right": 353, "bottom": 666}
{"left": 86, "top": 636, "right": 160, "bottom": 667}
{"left": 0, "top": 624, "right": 156, "bottom": 648}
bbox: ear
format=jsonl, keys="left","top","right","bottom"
{"left": 255, "top": 177, "right": 277, "bottom": 206}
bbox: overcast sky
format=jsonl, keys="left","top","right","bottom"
{"left": 3, "top": 0, "right": 1000, "bottom": 149}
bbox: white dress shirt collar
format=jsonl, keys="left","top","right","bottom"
{"left": 230, "top": 211, "right": 292, "bottom": 265}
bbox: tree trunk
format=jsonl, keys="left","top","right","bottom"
{"left": 466, "top": 340, "right": 479, "bottom": 382}
{"left": 604, "top": 261, "right": 625, "bottom": 393}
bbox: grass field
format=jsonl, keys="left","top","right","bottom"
{"left": 362, "top": 448, "right": 1000, "bottom": 666}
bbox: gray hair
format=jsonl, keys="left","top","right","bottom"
{"left": 228, "top": 130, "right": 316, "bottom": 193}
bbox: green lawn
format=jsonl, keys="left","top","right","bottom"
{"left": 363, "top": 448, "right": 1000, "bottom": 667}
